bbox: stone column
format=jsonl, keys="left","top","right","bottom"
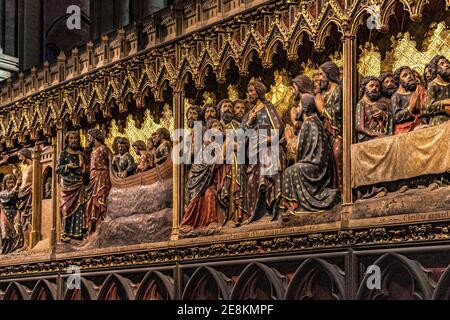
{"left": 30, "top": 143, "right": 43, "bottom": 248}
{"left": 55, "top": 127, "right": 64, "bottom": 244}
{"left": 171, "top": 89, "right": 184, "bottom": 241}
{"left": 50, "top": 125, "right": 63, "bottom": 254}
{"left": 341, "top": 30, "right": 356, "bottom": 227}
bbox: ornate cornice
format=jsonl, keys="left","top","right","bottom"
{"left": 1, "top": 221, "right": 450, "bottom": 278}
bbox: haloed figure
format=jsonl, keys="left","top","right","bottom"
{"left": 56, "top": 131, "right": 87, "bottom": 242}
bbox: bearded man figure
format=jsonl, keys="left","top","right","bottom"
{"left": 217, "top": 99, "right": 248, "bottom": 227}
{"left": 392, "top": 66, "right": 425, "bottom": 134}
{"left": 85, "top": 128, "right": 111, "bottom": 235}
{"left": 56, "top": 131, "right": 87, "bottom": 242}
{"left": 423, "top": 55, "right": 450, "bottom": 126}
{"left": 233, "top": 99, "right": 247, "bottom": 123}
{"left": 355, "top": 76, "right": 393, "bottom": 142}
{"left": 241, "top": 80, "right": 285, "bottom": 224}
{"left": 378, "top": 72, "right": 398, "bottom": 114}
{"left": 315, "top": 61, "right": 343, "bottom": 191}
{"left": 0, "top": 174, "right": 19, "bottom": 254}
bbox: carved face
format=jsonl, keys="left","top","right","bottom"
{"left": 4, "top": 176, "right": 16, "bottom": 191}
{"left": 117, "top": 142, "right": 129, "bottom": 155}
{"left": 133, "top": 145, "right": 141, "bottom": 156}
{"left": 318, "top": 68, "right": 330, "bottom": 92}
{"left": 233, "top": 102, "right": 246, "bottom": 122}
{"left": 147, "top": 137, "right": 155, "bottom": 150}
{"left": 18, "top": 153, "right": 25, "bottom": 163}
{"left": 312, "top": 74, "right": 321, "bottom": 93}
{"left": 247, "top": 85, "right": 258, "bottom": 104}
{"left": 153, "top": 133, "right": 162, "bottom": 147}
{"left": 437, "top": 58, "right": 450, "bottom": 82}
{"left": 203, "top": 106, "right": 217, "bottom": 122}
{"left": 220, "top": 102, "right": 234, "bottom": 124}
{"left": 220, "top": 102, "right": 233, "bottom": 115}
{"left": 88, "top": 133, "right": 95, "bottom": 147}
{"left": 400, "top": 68, "right": 417, "bottom": 92}
{"left": 187, "top": 108, "right": 200, "bottom": 129}
{"left": 424, "top": 66, "right": 433, "bottom": 83}
{"left": 381, "top": 76, "right": 397, "bottom": 98}
{"left": 365, "top": 80, "right": 381, "bottom": 101}
{"left": 210, "top": 120, "right": 224, "bottom": 133}
{"left": 412, "top": 70, "right": 423, "bottom": 85}
{"left": 68, "top": 133, "right": 80, "bottom": 149}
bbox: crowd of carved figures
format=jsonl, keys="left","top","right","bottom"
{"left": 0, "top": 125, "right": 172, "bottom": 252}
{"left": 180, "top": 60, "right": 345, "bottom": 237}
{"left": 0, "top": 52, "right": 449, "bottom": 247}
{"left": 181, "top": 54, "right": 450, "bottom": 237}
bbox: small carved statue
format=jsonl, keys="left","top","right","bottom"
{"left": 423, "top": 55, "right": 450, "bottom": 126}
{"left": 112, "top": 137, "right": 136, "bottom": 178}
{"left": 282, "top": 93, "right": 339, "bottom": 217}
{"left": 392, "top": 66, "right": 425, "bottom": 134}
{"left": 314, "top": 61, "right": 343, "bottom": 191}
{"left": 56, "top": 131, "right": 86, "bottom": 242}
{"left": 16, "top": 148, "right": 33, "bottom": 250}
{"left": 0, "top": 174, "right": 19, "bottom": 254}
{"left": 85, "top": 129, "right": 111, "bottom": 235}
{"left": 355, "top": 76, "right": 394, "bottom": 142}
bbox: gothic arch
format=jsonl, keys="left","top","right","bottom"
{"left": 97, "top": 274, "right": 136, "bottom": 300}
{"left": 230, "top": 263, "right": 286, "bottom": 300}
{"left": 263, "top": 39, "right": 285, "bottom": 69}
{"left": 135, "top": 271, "right": 174, "bottom": 300}
{"left": 30, "top": 279, "right": 57, "bottom": 300}
{"left": 240, "top": 32, "right": 263, "bottom": 76}
{"left": 182, "top": 266, "right": 233, "bottom": 300}
{"left": 3, "top": 282, "right": 31, "bottom": 300}
{"left": 315, "top": 19, "right": 343, "bottom": 52}
{"left": 177, "top": 66, "right": 195, "bottom": 93}
{"left": 433, "top": 263, "right": 450, "bottom": 300}
{"left": 285, "top": 258, "right": 345, "bottom": 300}
{"left": 218, "top": 53, "right": 238, "bottom": 83}
{"left": 197, "top": 62, "right": 215, "bottom": 90}
{"left": 288, "top": 27, "right": 313, "bottom": 61}
{"left": 64, "top": 278, "right": 98, "bottom": 300}
{"left": 356, "top": 253, "right": 433, "bottom": 300}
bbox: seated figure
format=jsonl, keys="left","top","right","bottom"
{"left": 282, "top": 93, "right": 339, "bottom": 216}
